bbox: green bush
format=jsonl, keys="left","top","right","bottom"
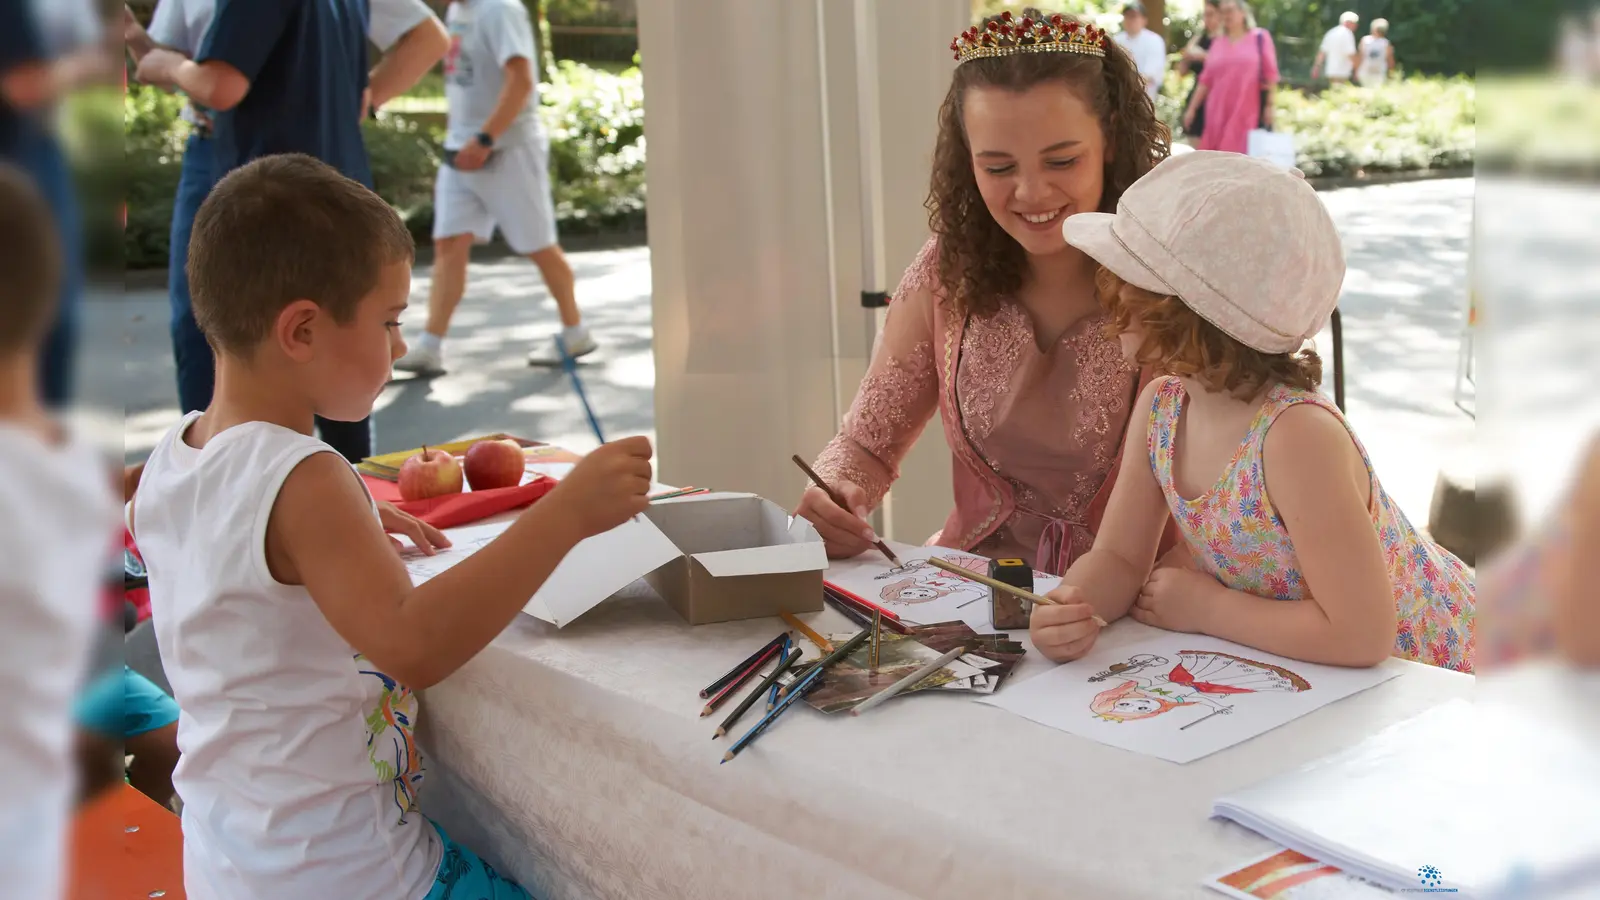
{"left": 121, "top": 58, "right": 647, "bottom": 269}
{"left": 1275, "top": 77, "right": 1474, "bottom": 178}
{"left": 1162, "top": 72, "right": 1474, "bottom": 179}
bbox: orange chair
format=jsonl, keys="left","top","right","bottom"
{"left": 69, "top": 784, "right": 185, "bottom": 900}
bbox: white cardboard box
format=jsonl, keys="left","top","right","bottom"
{"left": 403, "top": 492, "right": 826, "bottom": 627}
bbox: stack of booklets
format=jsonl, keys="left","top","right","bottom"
{"left": 786, "top": 622, "right": 1026, "bottom": 714}
{"left": 1211, "top": 694, "right": 1600, "bottom": 898}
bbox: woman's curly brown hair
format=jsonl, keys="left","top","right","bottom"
{"left": 1097, "top": 267, "right": 1323, "bottom": 395}
{"left": 928, "top": 8, "right": 1169, "bottom": 319}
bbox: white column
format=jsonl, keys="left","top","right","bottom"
{"left": 641, "top": 0, "right": 967, "bottom": 535}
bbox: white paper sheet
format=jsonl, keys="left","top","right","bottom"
{"left": 980, "top": 633, "right": 1402, "bottom": 763}
{"left": 823, "top": 544, "right": 1061, "bottom": 633}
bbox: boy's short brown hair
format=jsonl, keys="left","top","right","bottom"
{"left": 0, "top": 164, "right": 62, "bottom": 354}
{"left": 188, "top": 153, "right": 414, "bottom": 357}
{"left": 1098, "top": 267, "right": 1323, "bottom": 394}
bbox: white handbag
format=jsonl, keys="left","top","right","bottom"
{"left": 1247, "top": 128, "right": 1297, "bottom": 170}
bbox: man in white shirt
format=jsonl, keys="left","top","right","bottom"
{"left": 1112, "top": 2, "right": 1168, "bottom": 103}
{"left": 1312, "top": 11, "right": 1359, "bottom": 84}
{"left": 394, "top": 0, "right": 596, "bottom": 376}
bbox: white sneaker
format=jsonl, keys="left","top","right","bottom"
{"left": 393, "top": 346, "right": 446, "bottom": 377}
{"left": 527, "top": 332, "right": 598, "bottom": 367}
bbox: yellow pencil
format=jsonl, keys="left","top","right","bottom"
{"left": 926, "top": 557, "right": 1108, "bottom": 628}
{"left": 780, "top": 611, "right": 833, "bottom": 653}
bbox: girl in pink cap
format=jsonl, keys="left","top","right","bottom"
{"left": 1039, "top": 150, "right": 1474, "bottom": 673}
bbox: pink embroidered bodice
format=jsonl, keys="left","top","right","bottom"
{"left": 813, "top": 237, "right": 1142, "bottom": 572}
{"left": 1148, "top": 378, "right": 1476, "bottom": 673}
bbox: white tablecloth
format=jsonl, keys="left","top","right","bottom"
{"left": 415, "top": 580, "right": 1473, "bottom": 900}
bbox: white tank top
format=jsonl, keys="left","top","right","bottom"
{"left": 1359, "top": 36, "right": 1390, "bottom": 82}
{"left": 134, "top": 413, "right": 438, "bottom": 899}
{"left": 0, "top": 425, "right": 117, "bottom": 900}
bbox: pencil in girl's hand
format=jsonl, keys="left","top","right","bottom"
{"left": 714, "top": 646, "right": 802, "bottom": 739}
{"left": 791, "top": 455, "right": 901, "bottom": 566}
{"left": 926, "top": 557, "right": 1109, "bottom": 628}
{"left": 700, "top": 631, "right": 788, "bottom": 699}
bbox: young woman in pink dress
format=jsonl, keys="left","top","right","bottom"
{"left": 795, "top": 9, "right": 1177, "bottom": 577}
{"left": 1182, "top": 0, "right": 1279, "bottom": 154}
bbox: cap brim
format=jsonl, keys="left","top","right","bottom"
{"left": 1062, "top": 213, "right": 1177, "bottom": 297}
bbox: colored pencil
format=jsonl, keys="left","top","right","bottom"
{"left": 649, "top": 486, "right": 710, "bottom": 502}
{"left": 824, "top": 581, "right": 903, "bottom": 622}
{"left": 701, "top": 642, "right": 784, "bottom": 716}
{"left": 791, "top": 455, "right": 901, "bottom": 566}
{"left": 823, "top": 585, "right": 910, "bottom": 634}
{"left": 850, "top": 645, "right": 969, "bottom": 717}
{"left": 766, "top": 635, "right": 790, "bottom": 711}
{"left": 722, "top": 660, "right": 828, "bottom": 763}
{"left": 925, "top": 558, "right": 1108, "bottom": 628}
{"left": 699, "top": 631, "right": 788, "bottom": 699}
{"left": 870, "top": 608, "right": 882, "bottom": 669}
{"left": 714, "top": 647, "right": 802, "bottom": 738}
{"left": 822, "top": 588, "right": 872, "bottom": 628}
{"left": 779, "top": 611, "right": 833, "bottom": 653}
{"left": 777, "top": 627, "right": 872, "bottom": 700}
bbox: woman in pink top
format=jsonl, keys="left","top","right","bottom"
{"left": 796, "top": 10, "right": 1178, "bottom": 575}
{"left": 1183, "top": 0, "right": 1279, "bottom": 154}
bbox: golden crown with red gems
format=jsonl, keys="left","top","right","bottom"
{"left": 949, "top": 11, "right": 1108, "bottom": 63}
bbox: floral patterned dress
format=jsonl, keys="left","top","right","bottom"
{"left": 1148, "top": 378, "right": 1476, "bottom": 672}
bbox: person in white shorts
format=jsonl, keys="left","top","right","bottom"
{"left": 1357, "top": 18, "right": 1394, "bottom": 87}
{"left": 395, "top": 0, "right": 593, "bottom": 375}
{"left": 1312, "top": 11, "right": 1359, "bottom": 84}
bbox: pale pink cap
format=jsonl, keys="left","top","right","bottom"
{"left": 1062, "top": 151, "right": 1345, "bottom": 355}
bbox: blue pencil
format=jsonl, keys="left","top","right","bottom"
{"left": 556, "top": 334, "right": 606, "bottom": 444}
{"left": 722, "top": 661, "right": 826, "bottom": 763}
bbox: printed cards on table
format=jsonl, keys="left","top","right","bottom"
{"left": 1205, "top": 848, "right": 1394, "bottom": 899}
{"left": 979, "top": 633, "right": 1402, "bottom": 763}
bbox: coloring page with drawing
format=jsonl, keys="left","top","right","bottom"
{"left": 981, "top": 633, "right": 1403, "bottom": 763}
{"left": 823, "top": 544, "right": 1061, "bottom": 633}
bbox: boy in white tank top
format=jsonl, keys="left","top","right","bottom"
{"left": 128, "top": 153, "right": 653, "bottom": 899}
{"left": 0, "top": 165, "right": 120, "bottom": 897}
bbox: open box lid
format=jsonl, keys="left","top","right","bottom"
{"left": 642, "top": 492, "right": 827, "bottom": 578}
{"left": 520, "top": 516, "right": 681, "bottom": 627}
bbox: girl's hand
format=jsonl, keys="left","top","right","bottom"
{"left": 1129, "top": 568, "right": 1219, "bottom": 634}
{"left": 1030, "top": 585, "right": 1103, "bottom": 662}
{"left": 377, "top": 502, "right": 452, "bottom": 556}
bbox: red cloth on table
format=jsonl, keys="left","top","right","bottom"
{"left": 360, "top": 474, "right": 558, "bottom": 529}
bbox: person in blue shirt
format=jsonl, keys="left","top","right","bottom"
{"left": 127, "top": 0, "right": 446, "bottom": 428}
{"left": 134, "top": 0, "right": 445, "bottom": 462}
{"left": 0, "top": 0, "right": 116, "bottom": 408}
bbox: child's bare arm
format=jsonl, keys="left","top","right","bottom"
{"left": 1034, "top": 378, "right": 1170, "bottom": 662}
{"left": 1556, "top": 441, "right": 1600, "bottom": 666}
{"left": 268, "top": 438, "right": 653, "bottom": 688}
{"left": 1203, "top": 404, "right": 1395, "bottom": 666}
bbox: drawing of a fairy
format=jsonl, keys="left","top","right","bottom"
{"left": 1088, "top": 651, "right": 1311, "bottom": 729}
{"left": 877, "top": 554, "right": 992, "bottom": 605}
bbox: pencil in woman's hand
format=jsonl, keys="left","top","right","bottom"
{"left": 791, "top": 455, "right": 901, "bottom": 566}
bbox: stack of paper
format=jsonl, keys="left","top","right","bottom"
{"left": 1212, "top": 694, "right": 1600, "bottom": 897}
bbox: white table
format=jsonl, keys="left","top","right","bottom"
{"left": 416, "top": 579, "right": 1473, "bottom": 900}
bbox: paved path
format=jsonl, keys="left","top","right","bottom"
{"left": 90, "top": 178, "right": 1491, "bottom": 529}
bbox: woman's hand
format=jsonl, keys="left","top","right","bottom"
{"left": 1183, "top": 106, "right": 1197, "bottom": 131}
{"left": 1030, "top": 585, "right": 1104, "bottom": 662}
{"left": 377, "top": 502, "right": 452, "bottom": 556}
{"left": 794, "top": 481, "right": 876, "bottom": 559}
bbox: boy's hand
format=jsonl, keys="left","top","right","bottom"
{"left": 377, "top": 502, "right": 451, "bottom": 556}
{"left": 548, "top": 436, "right": 654, "bottom": 539}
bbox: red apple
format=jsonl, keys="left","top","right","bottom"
{"left": 463, "top": 439, "right": 525, "bottom": 491}
{"left": 398, "top": 445, "right": 464, "bottom": 501}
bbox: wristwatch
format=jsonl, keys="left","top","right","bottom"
{"left": 475, "top": 131, "right": 495, "bottom": 149}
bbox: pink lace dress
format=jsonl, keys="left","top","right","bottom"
{"left": 1148, "top": 378, "right": 1476, "bottom": 672}
{"left": 812, "top": 238, "right": 1150, "bottom": 574}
